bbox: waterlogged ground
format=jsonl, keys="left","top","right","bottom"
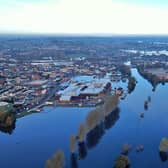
{"left": 0, "top": 69, "right": 168, "bottom": 168}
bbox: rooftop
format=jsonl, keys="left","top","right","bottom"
{"left": 25, "top": 80, "right": 48, "bottom": 86}
{"left": 0, "top": 101, "right": 9, "bottom": 107}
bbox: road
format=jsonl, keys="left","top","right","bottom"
{"left": 28, "top": 83, "right": 61, "bottom": 112}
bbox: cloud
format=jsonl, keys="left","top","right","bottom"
{"left": 0, "top": 0, "right": 168, "bottom": 34}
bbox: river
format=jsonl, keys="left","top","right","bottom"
{"left": 0, "top": 69, "right": 168, "bottom": 168}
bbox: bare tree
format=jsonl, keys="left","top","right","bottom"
{"left": 78, "top": 123, "right": 86, "bottom": 143}
{"left": 159, "top": 138, "right": 168, "bottom": 152}
{"left": 70, "top": 135, "right": 76, "bottom": 153}
{"left": 85, "top": 94, "right": 119, "bottom": 133}
{"left": 104, "top": 95, "right": 119, "bottom": 116}
{"left": 46, "top": 150, "right": 65, "bottom": 168}
{"left": 114, "top": 155, "right": 130, "bottom": 168}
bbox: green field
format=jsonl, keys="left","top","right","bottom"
{"left": 0, "top": 104, "right": 13, "bottom": 113}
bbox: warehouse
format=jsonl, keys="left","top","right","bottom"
{"left": 56, "top": 77, "right": 111, "bottom": 102}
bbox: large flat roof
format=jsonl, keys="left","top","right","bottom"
{"left": 58, "top": 76, "right": 111, "bottom": 97}
{"left": 0, "top": 101, "right": 9, "bottom": 107}
{"left": 26, "top": 80, "right": 48, "bottom": 86}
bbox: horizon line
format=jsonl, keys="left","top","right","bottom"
{"left": 1, "top": 32, "right": 168, "bottom": 37}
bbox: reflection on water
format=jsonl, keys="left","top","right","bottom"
{"left": 71, "top": 154, "right": 78, "bottom": 168}
{"left": 159, "top": 152, "right": 168, "bottom": 162}
{"left": 78, "top": 142, "right": 88, "bottom": 159}
{"left": 86, "top": 122, "right": 105, "bottom": 149}
{"left": 104, "top": 108, "right": 120, "bottom": 130}
{"left": 87, "top": 108, "right": 120, "bottom": 149}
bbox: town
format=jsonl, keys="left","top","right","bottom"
{"left": 0, "top": 36, "right": 168, "bottom": 130}
{"left": 0, "top": 51, "right": 130, "bottom": 113}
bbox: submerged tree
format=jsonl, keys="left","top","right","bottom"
{"left": 159, "top": 138, "right": 168, "bottom": 152}
{"left": 86, "top": 122, "right": 105, "bottom": 149}
{"left": 85, "top": 94, "right": 119, "bottom": 133}
{"left": 0, "top": 112, "right": 16, "bottom": 134}
{"left": 46, "top": 150, "right": 65, "bottom": 168}
{"left": 104, "top": 108, "right": 119, "bottom": 129}
{"left": 70, "top": 153, "right": 78, "bottom": 168}
{"left": 121, "top": 144, "right": 132, "bottom": 155}
{"left": 78, "top": 141, "right": 87, "bottom": 159}
{"left": 150, "top": 74, "right": 160, "bottom": 89}
{"left": 144, "top": 101, "right": 148, "bottom": 110}
{"left": 78, "top": 123, "right": 86, "bottom": 143}
{"left": 118, "top": 64, "right": 131, "bottom": 77}
{"left": 113, "top": 155, "right": 130, "bottom": 168}
{"left": 127, "top": 76, "right": 137, "bottom": 94}
{"left": 74, "top": 94, "right": 120, "bottom": 163}
{"left": 70, "top": 135, "right": 76, "bottom": 154}
{"left": 159, "top": 151, "right": 168, "bottom": 162}
{"left": 104, "top": 95, "right": 119, "bottom": 116}
{"left": 86, "top": 108, "right": 101, "bottom": 132}
{"left": 147, "top": 96, "right": 151, "bottom": 103}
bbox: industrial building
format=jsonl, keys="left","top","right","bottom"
{"left": 55, "top": 77, "right": 111, "bottom": 102}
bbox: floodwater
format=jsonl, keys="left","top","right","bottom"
{"left": 0, "top": 69, "right": 168, "bottom": 168}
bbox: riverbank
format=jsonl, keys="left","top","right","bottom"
{"left": 137, "top": 65, "right": 168, "bottom": 89}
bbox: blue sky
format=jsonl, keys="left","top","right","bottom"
{"left": 0, "top": 0, "right": 168, "bottom": 34}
